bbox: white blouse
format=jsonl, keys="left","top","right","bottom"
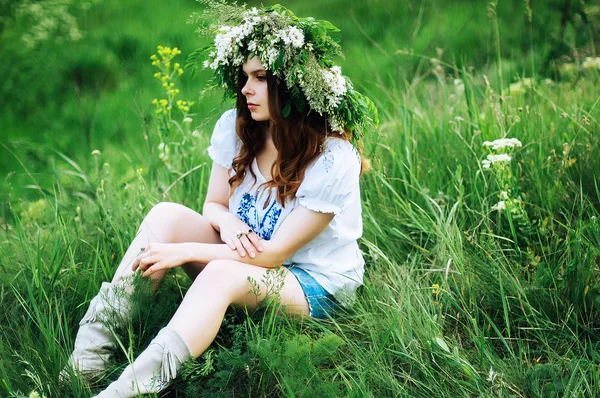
{"left": 207, "top": 109, "right": 364, "bottom": 304}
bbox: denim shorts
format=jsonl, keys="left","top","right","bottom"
{"left": 284, "top": 265, "right": 338, "bottom": 319}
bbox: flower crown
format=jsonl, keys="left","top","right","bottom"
{"left": 188, "top": 2, "right": 378, "bottom": 143}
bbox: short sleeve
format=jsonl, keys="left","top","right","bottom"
{"left": 296, "top": 139, "right": 361, "bottom": 215}
{"left": 207, "top": 109, "right": 239, "bottom": 169}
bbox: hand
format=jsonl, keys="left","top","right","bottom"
{"left": 131, "top": 243, "right": 190, "bottom": 277}
{"left": 218, "top": 213, "right": 263, "bottom": 258}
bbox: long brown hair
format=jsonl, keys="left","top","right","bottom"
{"left": 229, "top": 68, "right": 355, "bottom": 206}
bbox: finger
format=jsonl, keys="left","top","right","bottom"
{"left": 139, "top": 256, "right": 155, "bottom": 272}
{"left": 131, "top": 255, "right": 141, "bottom": 271}
{"left": 143, "top": 264, "right": 161, "bottom": 278}
{"left": 223, "top": 235, "right": 236, "bottom": 250}
{"left": 246, "top": 232, "right": 264, "bottom": 252}
{"left": 239, "top": 235, "right": 256, "bottom": 258}
{"left": 233, "top": 237, "right": 247, "bottom": 257}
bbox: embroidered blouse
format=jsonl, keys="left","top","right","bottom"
{"left": 207, "top": 109, "right": 364, "bottom": 303}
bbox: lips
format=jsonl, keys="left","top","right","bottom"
{"left": 247, "top": 103, "right": 259, "bottom": 111}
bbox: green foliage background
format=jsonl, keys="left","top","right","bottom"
{"left": 0, "top": 0, "right": 599, "bottom": 397}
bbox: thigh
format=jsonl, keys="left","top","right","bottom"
{"left": 203, "top": 260, "right": 310, "bottom": 316}
{"left": 144, "top": 202, "right": 223, "bottom": 279}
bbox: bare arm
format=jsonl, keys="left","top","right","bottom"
{"left": 202, "top": 162, "right": 264, "bottom": 256}
{"left": 186, "top": 204, "right": 333, "bottom": 267}
{"left": 134, "top": 204, "right": 333, "bottom": 276}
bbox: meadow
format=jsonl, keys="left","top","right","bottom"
{"left": 1, "top": 0, "right": 599, "bottom": 396}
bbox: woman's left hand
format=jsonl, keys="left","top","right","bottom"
{"left": 131, "top": 243, "right": 191, "bottom": 277}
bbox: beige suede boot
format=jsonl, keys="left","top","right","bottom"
{"left": 62, "top": 282, "right": 131, "bottom": 381}
{"left": 92, "top": 327, "right": 192, "bottom": 397}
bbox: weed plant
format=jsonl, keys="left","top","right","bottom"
{"left": 1, "top": 0, "right": 600, "bottom": 397}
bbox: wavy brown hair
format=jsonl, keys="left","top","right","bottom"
{"left": 229, "top": 68, "right": 361, "bottom": 206}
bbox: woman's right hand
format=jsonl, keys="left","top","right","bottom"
{"left": 217, "top": 213, "right": 264, "bottom": 258}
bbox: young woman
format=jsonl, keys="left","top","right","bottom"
{"left": 64, "top": 5, "right": 377, "bottom": 397}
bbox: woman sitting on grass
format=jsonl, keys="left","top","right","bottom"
{"left": 63, "top": 4, "right": 377, "bottom": 396}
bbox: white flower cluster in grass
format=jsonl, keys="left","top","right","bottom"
{"left": 483, "top": 138, "right": 522, "bottom": 151}
{"left": 491, "top": 201, "right": 505, "bottom": 211}
{"left": 582, "top": 57, "right": 600, "bottom": 71}
{"left": 482, "top": 154, "right": 512, "bottom": 169}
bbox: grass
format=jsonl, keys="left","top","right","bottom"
{"left": 1, "top": 0, "right": 600, "bottom": 397}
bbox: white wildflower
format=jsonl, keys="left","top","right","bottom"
{"left": 500, "top": 190, "right": 509, "bottom": 200}
{"left": 183, "top": 117, "right": 193, "bottom": 123}
{"left": 481, "top": 159, "right": 491, "bottom": 169}
{"left": 329, "top": 116, "right": 344, "bottom": 133}
{"left": 491, "top": 201, "right": 506, "bottom": 211}
{"left": 483, "top": 138, "right": 522, "bottom": 151}
{"left": 321, "top": 66, "right": 347, "bottom": 109}
{"left": 486, "top": 153, "right": 512, "bottom": 164}
{"left": 582, "top": 57, "right": 600, "bottom": 71}
{"left": 453, "top": 78, "right": 465, "bottom": 93}
{"left": 267, "top": 47, "right": 280, "bottom": 67}
{"left": 487, "top": 367, "right": 499, "bottom": 383}
{"left": 276, "top": 26, "right": 304, "bottom": 48}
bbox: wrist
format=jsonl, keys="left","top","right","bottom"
{"left": 215, "top": 212, "right": 235, "bottom": 230}
{"left": 183, "top": 242, "right": 201, "bottom": 263}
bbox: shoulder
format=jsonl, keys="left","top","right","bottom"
{"left": 208, "top": 108, "right": 240, "bottom": 169}
{"left": 313, "top": 137, "right": 360, "bottom": 174}
{"left": 215, "top": 108, "right": 237, "bottom": 129}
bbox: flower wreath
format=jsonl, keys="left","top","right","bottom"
{"left": 187, "top": 2, "right": 379, "bottom": 144}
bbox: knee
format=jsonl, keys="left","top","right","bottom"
{"left": 141, "top": 202, "right": 187, "bottom": 235}
{"left": 194, "top": 261, "right": 248, "bottom": 295}
{"left": 146, "top": 202, "right": 181, "bottom": 220}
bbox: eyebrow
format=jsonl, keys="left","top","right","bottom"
{"left": 242, "top": 68, "right": 267, "bottom": 75}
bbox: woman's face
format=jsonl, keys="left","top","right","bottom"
{"left": 241, "top": 56, "right": 271, "bottom": 122}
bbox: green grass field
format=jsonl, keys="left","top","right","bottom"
{"left": 1, "top": 0, "right": 599, "bottom": 396}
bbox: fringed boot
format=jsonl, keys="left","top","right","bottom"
{"left": 62, "top": 281, "right": 131, "bottom": 381}
{"left": 92, "top": 327, "right": 192, "bottom": 397}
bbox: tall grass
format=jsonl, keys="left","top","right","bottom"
{"left": 1, "top": 0, "right": 600, "bottom": 397}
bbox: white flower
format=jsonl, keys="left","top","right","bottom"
{"left": 483, "top": 138, "right": 522, "bottom": 151}
{"left": 91, "top": 149, "right": 101, "bottom": 156}
{"left": 183, "top": 117, "right": 193, "bottom": 123}
{"left": 453, "top": 78, "right": 465, "bottom": 93}
{"left": 267, "top": 46, "right": 280, "bottom": 67}
{"left": 582, "top": 57, "right": 600, "bottom": 71}
{"left": 491, "top": 201, "right": 506, "bottom": 211}
{"left": 321, "top": 66, "right": 347, "bottom": 109}
{"left": 487, "top": 367, "right": 499, "bottom": 383}
{"left": 500, "top": 190, "right": 509, "bottom": 200}
{"left": 329, "top": 116, "right": 344, "bottom": 133}
{"left": 486, "top": 153, "right": 512, "bottom": 164}
{"left": 277, "top": 26, "right": 304, "bottom": 48}
{"left": 482, "top": 159, "right": 491, "bottom": 169}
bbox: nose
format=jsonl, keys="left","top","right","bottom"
{"left": 241, "top": 79, "right": 253, "bottom": 97}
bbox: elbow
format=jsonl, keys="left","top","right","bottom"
{"left": 250, "top": 243, "right": 291, "bottom": 269}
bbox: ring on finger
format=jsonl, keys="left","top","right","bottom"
{"left": 235, "top": 230, "right": 244, "bottom": 239}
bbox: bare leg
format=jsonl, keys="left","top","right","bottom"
{"left": 66, "top": 202, "right": 222, "bottom": 380}
{"left": 111, "top": 202, "right": 222, "bottom": 284}
{"left": 168, "top": 259, "right": 309, "bottom": 357}
{"left": 93, "top": 260, "right": 309, "bottom": 397}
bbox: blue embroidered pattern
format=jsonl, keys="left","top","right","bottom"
{"left": 236, "top": 191, "right": 282, "bottom": 240}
